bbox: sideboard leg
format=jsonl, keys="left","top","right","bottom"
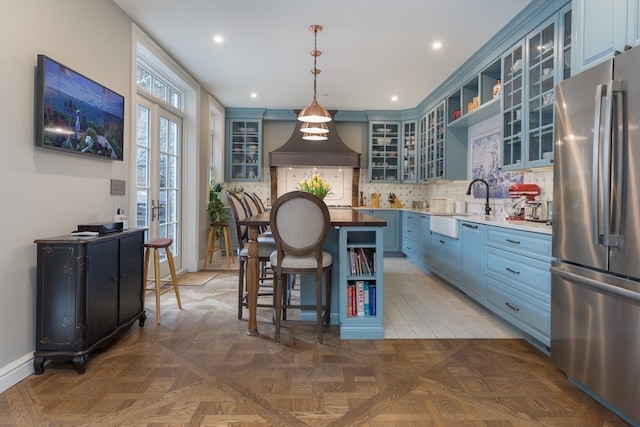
{"left": 33, "top": 356, "right": 45, "bottom": 375}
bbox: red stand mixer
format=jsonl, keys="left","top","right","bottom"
{"left": 504, "top": 183, "right": 541, "bottom": 219}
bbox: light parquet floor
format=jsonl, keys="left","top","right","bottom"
{"left": 0, "top": 258, "right": 631, "bottom": 426}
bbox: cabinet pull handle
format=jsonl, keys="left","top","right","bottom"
{"left": 505, "top": 302, "right": 520, "bottom": 311}
{"left": 439, "top": 240, "right": 445, "bottom": 244}
{"left": 462, "top": 223, "right": 478, "bottom": 229}
{"left": 506, "top": 267, "right": 520, "bottom": 275}
{"left": 506, "top": 239, "right": 521, "bottom": 244}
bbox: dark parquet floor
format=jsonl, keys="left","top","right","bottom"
{"left": 0, "top": 269, "right": 631, "bottom": 426}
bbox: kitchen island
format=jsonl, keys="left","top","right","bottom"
{"left": 238, "top": 208, "right": 386, "bottom": 338}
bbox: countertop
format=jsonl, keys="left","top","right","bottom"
{"left": 354, "top": 207, "right": 552, "bottom": 235}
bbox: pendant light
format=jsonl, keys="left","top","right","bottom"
{"left": 300, "top": 121, "right": 328, "bottom": 140}
{"left": 298, "top": 25, "right": 331, "bottom": 124}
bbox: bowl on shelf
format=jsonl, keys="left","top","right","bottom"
{"left": 542, "top": 151, "right": 553, "bottom": 159}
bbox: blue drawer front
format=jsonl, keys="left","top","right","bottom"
{"left": 486, "top": 277, "right": 550, "bottom": 345}
{"left": 486, "top": 227, "right": 551, "bottom": 259}
{"left": 485, "top": 248, "right": 550, "bottom": 305}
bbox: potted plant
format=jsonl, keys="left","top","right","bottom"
{"left": 208, "top": 180, "right": 228, "bottom": 226}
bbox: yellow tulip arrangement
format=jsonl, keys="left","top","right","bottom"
{"left": 298, "top": 173, "right": 331, "bottom": 199}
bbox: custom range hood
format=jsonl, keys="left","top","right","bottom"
{"left": 269, "top": 111, "right": 361, "bottom": 168}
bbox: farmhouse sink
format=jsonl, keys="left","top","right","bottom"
{"left": 430, "top": 216, "right": 459, "bottom": 239}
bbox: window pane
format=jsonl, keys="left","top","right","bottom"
{"left": 136, "top": 65, "right": 152, "bottom": 92}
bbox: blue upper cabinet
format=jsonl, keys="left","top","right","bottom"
{"left": 225, "top": 108, "right": 266, "bottom": 182}
{"left": 225, "top": 119, "right": 262, "bottom": 182}
{"left": 501, "top": 5, "right": 571, "bottom": 171}
{"left": 572, "top": 0, "right": 640, "bottom": 73}
{"left": 401, "top": 120, "right": 418, "bottom": 182}
{"left": 368, "top": 121, "right": 400, "bottom": 183}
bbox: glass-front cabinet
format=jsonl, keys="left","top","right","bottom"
{"left": 424, "top": 101, "right": 446, "bottom": 181}
{"left": 501, "top": 43, "right": 524, "bottom": 169}
{"left": 526, "top": 21, "right": 556, "bottom": 166}
{"left": 501, "top": 5, "right": 571, "bottom": 171}
{"left": 401, "top": 120, "right": 417, "bottom": 182}
{"left": 417, "top": 114, "right": 427, "bottom": 181}
{"left": 369, "top": 122, "right": 400, "bottom": 182}
{"left": 226, "top": 119, "right": 262, "bottom": 181}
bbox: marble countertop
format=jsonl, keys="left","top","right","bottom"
{"left": 355, "top": 207, "right": 552, "bottom": 235}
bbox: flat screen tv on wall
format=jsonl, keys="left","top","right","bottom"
{"left": 35, "top": 55, "right": 125, "bottom": 161}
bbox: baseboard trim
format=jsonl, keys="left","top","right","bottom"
{"left": 0, "top": 353, "right": 34, "bottom": 393}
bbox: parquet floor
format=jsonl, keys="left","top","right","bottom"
{"left": 0, "top": 259, "right": 631, "bottom": 426}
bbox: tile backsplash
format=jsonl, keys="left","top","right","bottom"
{"left": 232, "top": 166, "right": 553, "bottom": 220}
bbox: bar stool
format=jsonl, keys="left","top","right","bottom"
{"left": 143, "top": 237, "right": 182, "bottom": 324}
{"left": 205, "top": 221, "right": 235, "bottom": 270}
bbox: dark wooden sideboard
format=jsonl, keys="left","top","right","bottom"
{"left": 33, "top": 229, "right": 146, "bottom": 374}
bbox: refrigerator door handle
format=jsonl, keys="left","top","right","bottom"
{"left": 551, "top": 266, "right": 640, "bottom": 303}
{"left": 592, "top": 84, "right": 607, "bottom": 245}
{"left": 610, "top": 80, "right": 626, "bottom": 248}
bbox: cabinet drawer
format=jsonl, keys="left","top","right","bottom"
{"left": 486, "top": 277, "right": 550, "bottom": 345}
{"left": 486, "top": 227, "right": 551, "bottom": 259}
{"left": 485, "top": 247, "right": 550, "bottom": 304}
{"left": 402, "top": 212, "right": 419, "bottom": 232}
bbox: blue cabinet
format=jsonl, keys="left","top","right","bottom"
{"left": 357, "top": 209, "right": 402, "bottom": 256}
{"left": 368, "top": 122, "right": 400, "bottom": 183}
{"left": 427, "top": 229, "right": 461, "bottom": 286}
{"left": 339, "top": 226, "right": 384, "bottom": 339}
{"left": 483, "top": 226, "right": 552, "bottom": 347}
{"left": 225, "top": 118, "right": 263, "bottom": 182}
{"left": 401, "top": 120, "right": 418, "bottom": 182}
{"left": 501, "top": 5, "right": 571, "bottom": 171}
{"left": 460, "top": 221, "right": 486, "bottom": 303}
{"left": 573, "top": 0, "right": 640, "bottom": 73}
{"left": 402, "top": 211, "right": 429, "bottom": 271}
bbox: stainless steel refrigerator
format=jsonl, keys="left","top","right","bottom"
{"left": 551, "top": 46, "right": 640, "bottom": 425}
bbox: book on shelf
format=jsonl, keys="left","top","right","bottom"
{"left": 347, "top": 280, "right": 377, "bottom": 317}
{"left": 356, "top": 280, "right": 365, "bottom": 316}
{"left": 363, "top": 282, "right": 370, "bottom": 314}
{"left": 358, "top": 248, "right": 372, "bottom": 275}
{"left": 348, "top": 247, "right": 375, "bottom": 276}
{"left": 369, "top": 283, "right": 376, "bottom": 315}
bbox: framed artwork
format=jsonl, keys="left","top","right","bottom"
{"left": 468, "top": 129, "right": 522, "bottom": 199}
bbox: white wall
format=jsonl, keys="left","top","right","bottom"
{"left": 0, "top": 0, "right": 134, "bottom": 391}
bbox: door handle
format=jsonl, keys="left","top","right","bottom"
{"left": 150, "top": 199, "right": 164, "bottom": 221}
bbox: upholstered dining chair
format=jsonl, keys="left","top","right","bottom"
{"left": 269, "top": 191, "right": 332, "bottom": 343}
{"left": 226, "top": 191, "right": 276, "bottom": 320}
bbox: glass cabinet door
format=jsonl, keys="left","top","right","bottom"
{"left": 401, "top": 120, "right": 417, "bottom": 182}
{"left": 527, "top": 22, "right": 556, "bottom": 164}
{"left": 369, "top": 122, "right": 399, "bottom": 182}
{"left": 502, "top": 43, "right": 524, "bottom": 168}
{"left": 425, "top": 101, "right": 445, "bottom": 181}
{"left": 418, "top": 114, "right": 427, "bottom": 181}
{"left": 228, "top": 120, "right": 261, "bottom": 181}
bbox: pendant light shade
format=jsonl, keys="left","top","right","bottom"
{"left": 298, "top": 25, "right": 331, "bottom": 125}
{"left": 299, "top": 121, "right": 329, "bottom": 134}
{"left": 302, "top": 132, "right": 328, "bottom": 141}
{"left": 298, "top": 100, "right": 331, "bottom": 123}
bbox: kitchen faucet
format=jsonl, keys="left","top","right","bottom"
{"left": 466, "top": 178, "right": 492, "bottom": 216}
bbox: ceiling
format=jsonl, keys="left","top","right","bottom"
{"left": 113, "top": 0, "right": 532, "bottom": 112}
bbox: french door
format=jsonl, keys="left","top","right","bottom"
{"left": 136, "top": 96, "right": 182, "bottom": 277}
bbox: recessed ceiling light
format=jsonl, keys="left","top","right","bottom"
{"left": 250, "top": 93, "right": 257, "bottom": 98}
{"left": 213, "top": 35, "right": 224, "bottom": 44}
{"left": 432, "top": 41, "right": 442, "bottom": 50}
{"left": 391, "top": 96, "right": 398, "bottom": 102}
